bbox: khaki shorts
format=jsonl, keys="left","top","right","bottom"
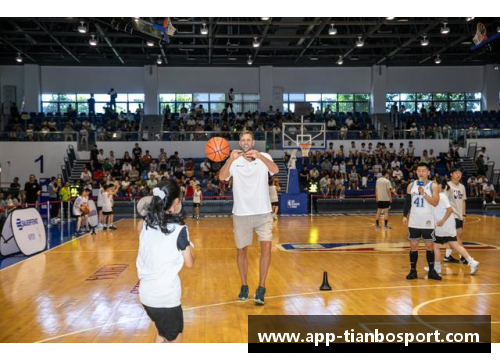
{"left": 233, "top": 213, "right": 273, "bottom": 249}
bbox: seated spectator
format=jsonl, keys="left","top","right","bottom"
{"left": 102, "top": 158, "right": 113, "bottom": 172}
{"left": 129, "top": 166, "right": 139, "bottom": 182}
{"left": 80, "top": 167, "right": 93, "bottom": 183}
{"left": 200, "top": 158, "right": 212, "bottom": 179}
{"left": 148, "top": 167, "right": 159, "bottom": 181}
{"left": 467, "top": 176, "right": 478, "bottom": 197}
{"left": 185, "top": 158, "right": 195, "bottom": 178}
{"left": 93, "top": 169, "right": 105, "bottom": 184}
{"left": 482, "top": 181, "right": 497, "bottom": 205}
{"left": 147, "top": 174, "right": 158, "bottom": 189}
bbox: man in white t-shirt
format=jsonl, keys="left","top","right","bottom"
{"left": 219, "top": 131, "right": 279, "bottom": 305}
{"left": 482, "top": 182, "right": 497, "bottom": 205}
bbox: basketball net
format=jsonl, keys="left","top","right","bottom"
{"left": 299, "top": 143, "right": 312, "bottom": 158}
{"left": 473, "top": 23, "right": 487, "bottom": 45}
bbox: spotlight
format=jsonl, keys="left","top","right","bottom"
{"left": 15, "top": 53, "right": 23, "bottom": 63}
{"left": 157, "top": 55, "right": 162, "bottom": 65}
{"left": 328, "top": 24, "right": 337, "bottom": 36}
{"left": 146, "top": 41, "right": 154, "bottom": 47}
{"left": 386, "top": 17, "right": 396, "bottom": 20}
{"left": 247, "top": 55, "right": 253, "bottom": 65}
{"left": 440, "top": 23, "right": 450, "bottom": 35}
{"left": 78, "top": 21, "right": 87, "bottom": 34}
{"left": 252, "top": 37, "right": 260, "bottom": 48}
{"left": 261, "top": 17, "right": 270, "bottom": 21}
{"left": 435, "top": 55, "right": 442, "bottom": 64}
{"left": 200, "top": 23, "right": 208, "bottom": 35}
{"left": 421, "top": 36, "right": 429, "bottom": 46}
{"left": 89, "top": 35, "right": 98, "bottom": 46}
{"left": 356, "top": 36, "right": 364, "bottom": 47}
{"left": 336, "top": 56, "right": 343, "bottom": 65}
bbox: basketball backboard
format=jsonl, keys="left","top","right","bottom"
{"left": 282, "top": 118, "right": 326, "bottom": 150}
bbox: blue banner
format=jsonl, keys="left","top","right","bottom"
{"left": 279, "top": 193, "right": 308, "bottom": 214}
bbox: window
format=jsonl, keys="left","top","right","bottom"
{"left": 386, "top": 92, "right": 482, "bottom": 114}
{"left": 40, "top": 93, "right": 144, "bottom": 115}
{"left": 283, "top": 93, "right": 370, "bottom": 115}
{"left": 159, "top": 93, "right": 259, "bottom": 114}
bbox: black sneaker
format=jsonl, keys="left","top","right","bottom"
{"left": 406, "top": 270, "right": 418, "bottom": 280}
{"left": 460, "top": 257, "right": 468, "bottom": 265}
{"left": 238, "top": 285, "right": 249, "bottom": 301}
{"left": 254, "top": 286, "right": 266, "bottom": 305}
{"left": 428, "top": 269, "right": 442, "bottom": 280}
{"left": 443, "top": 255, "right": 460, "bottom": 263}
{"left": 103, "top": 226, "right": 108, "bottom": 230}
{"left": 109, "top": 225, "right": 117, "bottom": 230}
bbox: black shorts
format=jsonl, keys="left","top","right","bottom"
{"left": 97, "top": 206, "right": 102, "bottom": 212}
{"left": 408, "top": 227, "right": 436, "bottom": 242}
{"left": 193, "top": 203, "right": 200, "bottom": 208}
{"left": 435, "top": 235, "right": 457, "bottom": 245}
{"left": 271, "top": 202, "right": 279, "bottom": 207}
{"left": 377, "top": 201, "right": 391, "bottom": 209}
{"left": 455, "top": 219, "right": 463, "bottom": 230}
{"left": 103, "top": 211, "right": 113, "bottom": 216}
{"left": 143, "top": 304, "right": 183, "bottom": 341}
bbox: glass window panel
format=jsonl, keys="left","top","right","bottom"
{"left": 310, "top": 102, "right": 321, "bottom": 112}
{"left": 323, "top": 103, "right": 337, "bottom": 113}
{"left": 355, "top": 102, "right": 369, "bottom": 113}
{"left": 160, "top": 102, "right": 175, "bottom": 113}
{"left": 282, "top": 103, "right": 290, "bottom": 112}
{"left": 159, "top": 93, "right": 175, "bottom": 102}
{"left": 466, "top": 101, "right": 481, "bottom": 112}
{"left": 42, "top": 93, "right": 59, "bottom": 102}
{"left": 115, "top": 103, "right": 128, "bottom": 114}
{"left": 242, "top": 94, "right": 260, "bottom": 101}
{"left": 77, "top": 102, "right": 89, "bottom": 114}
{"left": 418, "top": 102, "right": 432, "bottom": 111}
{"left": 175, "top": 93, "right": 193, "bottom": 102}
{"left": 115, "top": 93, "right": 128, "bottom": 102}
{"left": 433, "top": 93, "right": 448, "bottom": 101}
{"left": 95, "top": 103, "right": 108, "bottom": 113}
{"left": 94, "top": 94, "right": 109, "bottom": 102}
{"left": 234, "top": 94, "right": 243, "bottom": 101}
{"left": 128, "top": 93, "right": 145, "bottom": 102}
{"left": 355, "top": 94, "right": 370, "bottom": 101}
{"left": 305, "top": 94, "right": 321, "bottom": 102}
{"left": 59, "top": 94, "right": 76, "bottom": 102}
{"left": 59, "top": 103, "right": 76, "bottom": 113}
{"left": 76, "top": 94, "right": 91, "bottom": 102}
{"left": 449, "top": 102, "right": 465, "bottom": 112}
{"left": 283, "top": 94, "right": 289, "bottom": 102}
{"left": 210, "top": 93, "right": 225, "bottom": 102}
{"left": 386, "top": 93, "right": 399, "bottom": 102}
{"left": 42, "top": 102, "right": 58, "bottom": 113}
{"left": 193, "top": 93, "right": 209, "bottom": 102}
{"left": 465, "top": 92, "right": 482, "bottom": 100}
{"left": 289, "top": 93, "right": 305, "bottom": 102}
{"left": 417, "top": 93, "right": 432, "bottom": 100}
{"left": 210, "top": 103, "right": 225, "bottom": 113}
{"left": 232, "top": 103, "right": 243, "bottom": 113}
{"left": 244, "top": 102, "right": 259, "bottom": 113}
{"left": 386, "top": 102, "right": 394, "bottom": 113}
{"left": 129, "top": 103, "right": 143, "bottom": 113}
{"left": 401, "top": 101, "right": 415, "bottom": 113}
{"left": 322, "top": 94, "right": 337, "bottom": 102}
{"left": 338, "top": 102, "right": 354, "bottom": 113}
{"left": 449, "top": 93, "right": 465, "bottom": 101}
{"left": 433, "top": 102, "right": 448, "bottom": 112}
{"left": 288, "top": 103, "right": 296, "bottom": 113}
{"left": 338, "top": 94, "right": 354, "bottom": 101}
{"left": 399, "top": 93, "right": 412, "bottom": 101}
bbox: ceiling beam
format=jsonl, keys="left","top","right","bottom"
{"left": 31, "top": 19, "right": 80, "bottom": 63}
{"left": 250, "top": 17, "right": 272, "bottom": 65}
{"left": 0, "top": 35, "right": 37, "bottom": 62}
{"left": 294, "top": 17, "right": 332, "bottom": 64}
{"left": 94, "top": 22, "right": 125, "bottom": 64}
{"left": 342, "top": 19, "right": 385, "bottom": 60}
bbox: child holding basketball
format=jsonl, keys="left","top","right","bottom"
{"left": 73, "top": 187, "right": 90, "bottom": 235}
{"left": 136, "top": 180, "right": 195, "bottom": 343}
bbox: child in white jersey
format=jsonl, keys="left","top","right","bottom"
{"left": 73, "top": 187, "right": 90, "bottom": 235}
{"left": 136, "top": 180, "right": 194, "bottom": 343}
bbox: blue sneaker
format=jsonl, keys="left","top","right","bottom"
{"left": 254, "top": 286, "right": 266, "bottom": 305}
{"left": 238, "top": 285, "right": 249, "bottom": 301}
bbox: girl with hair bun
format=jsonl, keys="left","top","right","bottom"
{"left": 136, "top": 179, "right": 195, "bottom": 343}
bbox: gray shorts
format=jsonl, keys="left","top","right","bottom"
{"left": 233, "top": 213, "right": 273, "bottom": 249}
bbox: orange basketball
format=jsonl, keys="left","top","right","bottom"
{"left": 80, "top": 204, "right": 90, "bottom": 215}
{"left": 205, "top": 137, "right": 230, "bottom": 162}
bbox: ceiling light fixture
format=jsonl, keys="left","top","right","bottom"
{"left": 421, "top": 36, "right": 429, "bottom": 46}
{"left": 336, "top": 56, "right": 343, "bottom": 65}
{"left": 15, "top": 53, "right": 23, "bottom": 63}
{"left": 261, "top": 17, "right": 269, "bottom": 21}
{"left": 89, "top": 35, "right": 98, "bottom": 46}
{"left": 252, "top": 37, "right": 260, "bottom": 48}
{"left": 247, "top": 55, "right": 253, "bottom": 65}
{"left": 156, "top": 55, "right": 162, "bottom": 65}
{"left": 466, "top": 17, "right": 475, "bottom": 22}
{"left": 146, "top": 41, "right": 154, "bottom": 47}
{"left": 435, "top": 55, "right": 442, "bottom": 64}
{"left": 440, "top": 22, "right": 450, "bottom": 35}
{"left": 200, "top": 23, "right": 208, "bottom": 35}
{"left": 328, "top": 24, "right": 337, "bottom": 36}
{"left": 78, "top": 21, "right": 87, "bottom": 34}
{"left": 386, "top": 17, "right": 395, "bottom": 20}
{"left": 356, "top": 36, "right": 364, "bottom": 47}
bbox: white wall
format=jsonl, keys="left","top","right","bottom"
{"left": 467, "top": 139, "right": 500, "bottom": 169}
{"left": 0, "top": 142, "right": 77, "bottom": 182}
{"left": 0, "top": 66, "right": 24, "bottom": 108}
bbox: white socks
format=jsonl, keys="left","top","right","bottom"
{"left": 445, "top": 249, "right": 453, "bottom": 258}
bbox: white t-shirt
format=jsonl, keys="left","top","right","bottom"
{"left": 97, "top": 187, "right": 104, "bottom": 207}
{"left": 102, "top": 191, "right": 113, "bottom": 212}
{"left": 73, "top": 196, "right": 88, "bottom": 216}
{"left": 409, "top": 180, "right": 435, "bottom": 229}
{"left": 228, "top": 153, "right": 275, "bottom": 216}
{"left": 434, "top": 193, "right": 457, "bottom": 237}
{"left": 269, "top": 185, "right": 279, "bottom": 203}
{"left": 193, "top": 190, "right": 202, "bottom": 204}
{"left": 137, "top": 223, "right": 188, "bottom": 308}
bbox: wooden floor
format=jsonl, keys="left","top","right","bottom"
{"left": 1, "top": 214, "right": 499, "bottom": 343}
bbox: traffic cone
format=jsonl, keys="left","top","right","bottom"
{"left": 319, "top": 271, "right": 332, "bottom": 291}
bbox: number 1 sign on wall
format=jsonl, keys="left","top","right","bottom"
{"left": 34, "top": 155, "right": 44, "bottom": 174}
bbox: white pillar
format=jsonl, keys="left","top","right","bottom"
{"left": 370, "top": 65, "right": 387, "bottom": 114}
{"left": 143, "top": 65, "right": 159, "bottom": 115}
{"left": 482, "top": 64, "right": 500, "bottom": 111}
{"left": 259, "top": 66, "right": 274, "bottom": 112}
{"left": 23, "top": 64, "right": 41, "bottom": 112}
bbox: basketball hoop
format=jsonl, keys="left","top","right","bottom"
{"left": 473, "top": 23, "right": 488, "bottom": 45}
{"left": 299, "top": 143, "right": 312, "bottom": 158}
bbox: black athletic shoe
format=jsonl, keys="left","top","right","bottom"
{"left": 109, "top": 225, "right": 117, "bottom": 230}
{"left": 428, "top": 269, "right": 442, "bottom": 280}
{"left": 254, "top": 286, "right": 267, "bottom": 305}
{"left": 443, "top": 255, "right": 460, "bottom": 263}
{"left": 460, "top": 257, "right": 468, "bottom": 265}
{"left": 238, "top": 285, "right": 249, "bottom": 301}
{"left": 406, "top": 270, "right": 418, "bottom": 280}
{"left": 103, "top": 226, "right": 108, "bottom": 230}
